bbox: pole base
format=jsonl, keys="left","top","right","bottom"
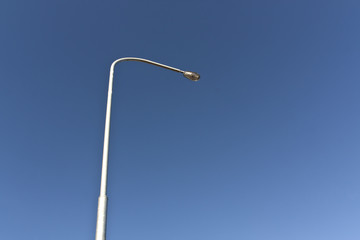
{"left": 95, "top": 195, "right": 108, "bottom": 240}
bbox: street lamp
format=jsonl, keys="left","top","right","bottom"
{"left": 95, "top": 57, "right": 200, "bottom": 240}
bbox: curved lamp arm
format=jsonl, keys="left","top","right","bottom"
{"left": 110, "top": 57, "right": 200, "bottom": 81}
{"left": 96, "top": 57, "right": 200, "bottom": 240}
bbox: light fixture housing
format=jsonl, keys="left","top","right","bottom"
{"left": 183, "top": 71, "right": 200, "bottom": 81}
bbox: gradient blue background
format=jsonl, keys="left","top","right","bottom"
{"left": 1, "top": 0, "right": 360, "bottom": 239}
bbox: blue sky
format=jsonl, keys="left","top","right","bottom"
{"left": 1, "top": 0, "right": 360, "bottom": 239}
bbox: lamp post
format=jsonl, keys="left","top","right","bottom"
{"left": 95, "top": 57, "right": 200, "bottom": 240}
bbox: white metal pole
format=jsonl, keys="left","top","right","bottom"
{"left": 95, "top": 57, "right": 199, "bottom": 240}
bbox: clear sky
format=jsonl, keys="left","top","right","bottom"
{"left": 1, "top": 0, "right": 360, "bottom": 239}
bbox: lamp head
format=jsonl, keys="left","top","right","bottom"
{"left": 183, "top": 71, "right": 200, "bottom": 81}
